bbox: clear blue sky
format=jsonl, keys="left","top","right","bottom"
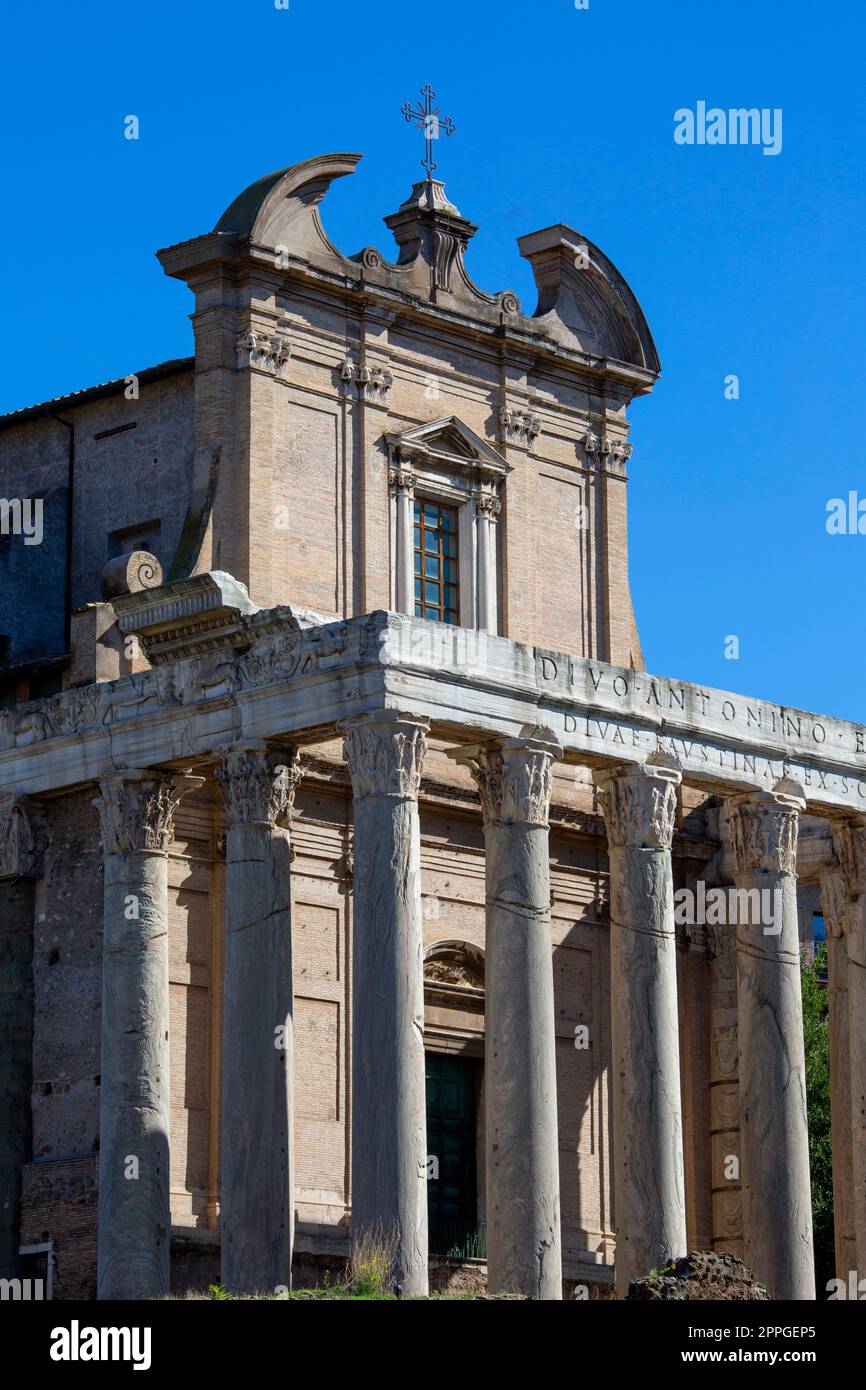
{"left": 3, "top": 0, "right": 864, "bottom": 722}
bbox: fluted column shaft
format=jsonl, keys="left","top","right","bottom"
{"left": 595, "top": 752, "right": 687, "bottom": 1297}
{"left": 94, "top": 770, "right": 193, "bottom": 1300}
{"left": 453, "top": 725, "right": 562, "bottom": 1300}
{"left": 215, "top": 742, "right": 300, "bottom": 1294}
{"left": 0, "top": 796, "right": 44, "bottom": 1279}
{"left": 726, "top": 783, "right": 815, "bottom": 1299}
{"left": 342, "top": 712, "right": 429, "bottom": 1296}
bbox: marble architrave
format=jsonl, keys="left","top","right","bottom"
{"left": 3, "top": 604, "right": 866, "bottom": 821}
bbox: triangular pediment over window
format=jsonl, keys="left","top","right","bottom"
{"left": 387, "top": 416, "right": 511, "bottom": 481}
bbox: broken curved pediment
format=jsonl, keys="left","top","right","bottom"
{"left": 207, "top": 153, "right": 658, "bottom": 374}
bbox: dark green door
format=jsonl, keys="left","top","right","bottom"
{"left": 425, "top": 1053, "right": 485, "bottom": 1259}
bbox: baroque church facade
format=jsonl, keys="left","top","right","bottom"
{"left": 0, "top": 148, "right": 862, "bottom": 1301}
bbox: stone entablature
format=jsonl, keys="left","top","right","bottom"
{"left": 3, "top": 586, "right": 866, "bottom": 816}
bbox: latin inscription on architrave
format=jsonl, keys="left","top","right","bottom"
{"left": 537, "top": 654, "right": 866, "bottom": 811}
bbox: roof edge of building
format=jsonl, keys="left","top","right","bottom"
{"left": 0, "top": 357, "right": 195, "bottom": 432}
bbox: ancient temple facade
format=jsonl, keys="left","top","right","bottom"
{"left": 0, "top": 151, "right": 862, "bottom": 1301}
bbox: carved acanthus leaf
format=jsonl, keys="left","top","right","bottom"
{"left": 476, "top": 491, "right": 501, "bottom": 519}
{"left": 95, "top": 773, "right": 188, "bottom": 855}
{"left": 582, "top": 430, "right": 631, "bottom": 472}
{"left": 339, "top": 359, "right": 394, "bottom": 406}
{"left": 461, "top": 730, "right": 560, "bottom": 827}
{"left": 499, "top": 406, "right": 541, "bottom": 449}
{"left": 727, "top": 790, "right": 803, "bottom": 877}
{"left": 215, "top": 745, "right": 301, "bottom": 828}
{"left": 342, "top": 716, "right": 428, "bottom": 799}
{"left": 236, "top": 329, "right": 293, "bottom": 376}
{"left": 596, "top": 758, "right": 681, "bottom": 850}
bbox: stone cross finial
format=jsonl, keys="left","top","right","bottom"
{"left": 401, "top": 83, "right": 456, "bottom": 178}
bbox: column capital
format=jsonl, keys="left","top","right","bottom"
{"left": 214, "top": 741, "right": 301, "bottom": 828}
{"left": 831, "top": 816, "right": 866, "bottom": 896}
{"left": 820, "top": 862, "right": 853, "bottom": 940}
{"left": 95, "top": 769, "right": 201, "bottom": 856}
{"left": 0, "top": 793, "right": 46, "bottom": 879}
{"left": 726, "top": 779, "right": 805, "bottom": 877}
{"left": 448, "top": 724, "right": 561, "bottom": 827}
{"left": 594, "top": 751, "right": 681, "bottom": 850}
{"left": 475, "top": 491, "right": 502, "bottom": 519}
{"left": 388, "top": 464, "right": 416, "bottom": 495}
{"left": 340, "top": 711, "right": 429, "bottom": 800}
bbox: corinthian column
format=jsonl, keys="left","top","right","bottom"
{"left": 214, "top": 742, "right": 300, "bottom": 1294}
{"left": 726, "top": 781, "right": 815, "bottom": 1300}
{"left": 451, "top": 724, "right": 563, "bottom": 1300}
{"left": 475, "top": 493, "right": 500, "bottom": 633}
{"left": 833, "top": 819, "right": 866, "bottom": 1278}
{"left": 341, "top": 711, "right": 429, "bottom": 1296}
{"left": 0, "top": 796, "right": 44, "bottom": 1280}
{"left": 820, "top": 862, "right": 856, "bottom": 1280}
{"left": 94, "top": 770, "right": 196, "bottom": 1300}
{"left": 390, "top": 465, "right": 415, "bottom": 616}
{"left": 594, "top": 751, "right": 687, "bottom": 1297}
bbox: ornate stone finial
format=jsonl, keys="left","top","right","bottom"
{"left": 214, "top": 743, "right": 301, "bottom": 828}
{"left": 449, "top": 724, "right": 561, "bottom": 828}
{"left": 384, "top": 179, "right": 478, "bottom": 297}
{"left": 594, "top": 751, "right": 682, "bottom": 850}
{"left": 0, "top": 795, "right": 46, "bottom": 879}
{"left": 95, "top": 771, "right": 200, "bottom": 855}
{"left": 340, "top": 712, "right": 429, "bottom": 800}
{"left": 726, "top": 780, "right": 806, "bottom": 878}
